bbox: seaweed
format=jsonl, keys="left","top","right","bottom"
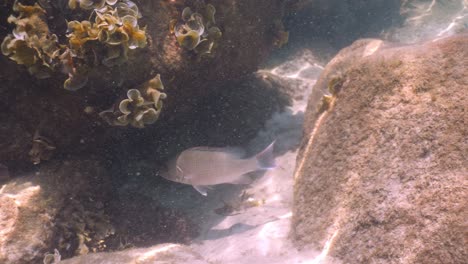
{"left": 172, "top": 2, "right": 222, "bottom": 58}
{"left": 99, "top": 74, "right": 167, "bottom": 128}
{"left": 1, "top": 0, "right": 148, "bottom": 91}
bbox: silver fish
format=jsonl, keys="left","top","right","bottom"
{"left": 160, "top": 141, "right": 276, "bottom": 196}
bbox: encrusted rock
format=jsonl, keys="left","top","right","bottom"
{"left": 292, "top": 34, "right": 467, "bottom": 263}
{"left": 0, "top": 159, "right": 111, "bottom": 264}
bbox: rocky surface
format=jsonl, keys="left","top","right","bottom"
{"left": 0, "top": 159, "right": 112, "bottom": 263}
{"left": 292, "top": 34, "right": 467, "bottom": 263}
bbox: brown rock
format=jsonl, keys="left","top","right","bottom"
{"left": 0, "top": 159, "right": 111, "bottom": 264}
{"left": 292, "top": 34, "right": 467, "bottom": 263}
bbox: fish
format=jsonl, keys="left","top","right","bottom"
{"left": 160, "top": 141, "right": 276, "bottom": 196}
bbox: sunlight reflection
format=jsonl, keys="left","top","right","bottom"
{"left": 137, "top": 244, "right": 178, "bottom": 261}
{"left": 4, "top": 185, "right": 41, "bottom": 206}
{"left": 258, "top": 221, "right": 275, "bottom": 256}
{"left": 269, "top": 61, "right": 315, "bottom": 82}
{"left": 279, "top": 212, "right": 292, "bottom": 219}
{"left": 436, "top": 1, "right": 467, "bottom": 37}
{"left": 406, "top": 0, "right": 437, "bottom": 23}
{"left": 304, "top": 229, "right": 340, "bottom": 264}
{"left": 363, "top": 40, "right": 383, "bottom": 57}
{"left": 293, "top": 99, "right": 333, "bottom": 180}
{"left": 268, "top": 194, "right": 281, "bottom": 202}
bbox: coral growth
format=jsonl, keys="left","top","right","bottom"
{"left": 68, "top": 0, "right": 119, "bottom": 10}
{"left": 1, "top": 1, "right": 61, "bottom": 79}
{"left": 172, "top": 3, "right": 222, "bottom": 57}
{"left": 64, "top": 0, "right": 147, "bottom": 90}
{"left": 1, "top": 0, "right": 147, "bottom": 91}
{"left": 99, "top": 74, "right": 167, "bottom": 128}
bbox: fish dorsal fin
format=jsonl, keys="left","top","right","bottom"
{"left": 186, "top": 146, "right": 246, "bottom": 158}
{"left": 193, "top": 185, "right": 212, "bottom": 196}
{"left": 186, "top": 146, "right": 219, "bottom": 152}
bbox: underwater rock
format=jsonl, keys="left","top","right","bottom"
{"left": 0, "top": 158, "right": 112, "bottom": 264}
{"left": 292, "top": 34, "right": 468, "bottom": 263}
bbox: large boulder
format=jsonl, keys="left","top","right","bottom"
{"left": 292, "top": 34, "right": 467, "bottom": 263}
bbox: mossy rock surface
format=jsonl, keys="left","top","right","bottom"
{"left": 292, "top": 34, "right": 468, "bottom": 263}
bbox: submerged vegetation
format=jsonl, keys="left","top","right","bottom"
{"left": 172, "top": 3, "right": 222, "bottom": 58}
{"left": 1, "top": 0, "right": 165, "bottom": 129}
{"left": 316, "top": 75, "right": 345, "bottom": 114}
{"left": 2, "top": 0, "right": 148, "bottom": 91}
{"left": 99, "top": 74, "right": 166, "bottom": 128}
{"left": 64, "top": 0, "right": 147, "bottom": 90}
{"left": 1, "top": 2, "right": 61, "bottom": 79}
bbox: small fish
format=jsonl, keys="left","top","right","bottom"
{"left": 160, "top": 141, "right": 276, "bottom": 196}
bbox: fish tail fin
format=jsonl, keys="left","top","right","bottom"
{"left": 256, "top": 140, "right": 276, "bottom": 170}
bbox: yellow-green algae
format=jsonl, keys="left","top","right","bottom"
{"left": 69, "top": 0, "right": 119, "bottom": 10}
{"left": 99, "top": 74, "right": 167, "bottom": 128}
{"left": 327, "top": 75, "right": 345, "bottom": 95}
{"left": 1, "top": 0, "right": 147, "bottom": 91}
{"left": 64, "top": 0, "right": 147, "bottom": 89}
{"left": 2, "top": 1, "right": 165, "bottom": 133}
{"left": 316, "top": 95, "right": 333, "bottom": 114}
{"left": 173, "top": 3, "right": 222, "bottom": 57}
{"left": 1, "top": 1, "right": 61, "bottom": 79}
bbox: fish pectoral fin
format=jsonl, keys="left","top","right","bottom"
{"left": 193, "top": 185, "right": 212, "bottom": 196}
{"left": 230, "top": 174, "right": 253, "bottom": 185}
